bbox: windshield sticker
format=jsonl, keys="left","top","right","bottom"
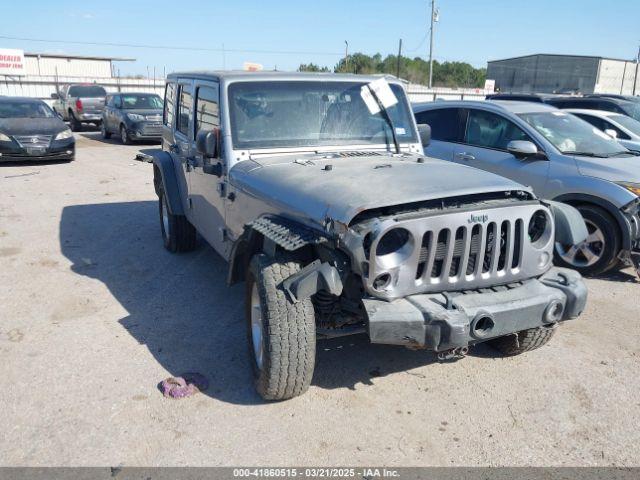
{"left": 395, "top": 127, "right": 406, "bottom": 135}
{"left": 360, "top": 78, "right": 398, "bottom": 115}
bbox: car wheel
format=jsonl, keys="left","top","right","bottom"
{"left": 69, "top": 112, "right": 81, "bottom": 132}
{"left": 158, "top": 186, "right": 196, "bottom": 253}
{"left": 554, "top": 205, "right": 620, "bottom": 276}
{"left": 487, "top": 325, "right": 557, "bottom": 356}
{"left": 120, "top": 125, "right": 131, "bottom": 145}
{"left": 246, "top": 253, "right": 316, "bottom": 401}
{"left": 101, "top": 122, "right": 111, "bottom": 139}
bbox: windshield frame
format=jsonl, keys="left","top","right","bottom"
{"left": 226, "top": 79, "right": 419, "bottom": 152}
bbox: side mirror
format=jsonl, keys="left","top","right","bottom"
{"left": 196, "top": 128, "right": 220, "bottom": 158}
{"left": 417, "top": 124, "right": 431, "bottom": 147}
{"left": 604, "top": 128, "right": 618, "bottom": 139}
{"left": 507, "top": 140, "right": 539, "bottom": 159}
{"left": 51, "top": 93, "right": 59, "bottom": 100}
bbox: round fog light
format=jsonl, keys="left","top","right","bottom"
{"left": 544, "top": 300, "right": 564, "bottom": 323}
{"left": 372, "top": 273, "right": 391, "bottom": 291}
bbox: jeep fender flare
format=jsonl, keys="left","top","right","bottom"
{"left": 152, "top": 151, "right": 185, "bottom": 216}
{"left": 553, "top": 193, "right": 632, "bottom": 251}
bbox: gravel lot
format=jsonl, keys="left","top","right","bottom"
{"left": 1, "top": 131, "right": 639, "bottom": 467}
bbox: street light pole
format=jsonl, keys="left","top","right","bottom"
{"left": 428, "top": 0, "right": 435, "bottom": 88}
{"left": 344, "top": 40, "right": 349, "bottom": 72}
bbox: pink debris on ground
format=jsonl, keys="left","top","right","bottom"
{"left": 161, "top": 372, "right": 209, "bottom": 399}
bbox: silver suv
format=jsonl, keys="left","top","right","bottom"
{"left": 153, "top": 72, "right": 587, "bottom": 400}
{"left": 413, "top": 100, "right": 640, "bottom": 277}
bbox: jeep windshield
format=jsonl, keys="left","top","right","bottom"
{"left": 519, "top": 111, "right": 630, "bottom": 157}
{"left": 228, "top": 80, "right": 418, "bottom": 150}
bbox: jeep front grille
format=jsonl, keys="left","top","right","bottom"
{"left": 364, "top": 203, "right": 553, "bottom": 300}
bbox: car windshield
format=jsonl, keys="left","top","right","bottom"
{"left": 121, "top": 94, "right": 163, "bottom": 109}
{"left": 0, "top": 101, "right": 55, "bottom": 119}
{"left": 67, "top": 85, "right": 106, "bottom": 98}
{"left": 610, "top": 114, "right": 640, "bottom": 137}
{"left": 518, "top": 111, "right": 625, "bottom": 156}
{"left": 622, "top": 103, "right": 640, "bottom": 122}
{"left": 228, "top": 80, "right": 418, "bottom": 150}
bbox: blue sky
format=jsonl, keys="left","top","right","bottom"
{"left": 1, "top": 0, "right": 639, "bottom": 76}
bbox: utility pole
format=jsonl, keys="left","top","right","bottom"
{"left": 428, "top": 0, "right": 435, "bottom": 88}
{"left": 344, "top": 40, "right": 349, "bottom": 72}
{"left": 396, "top": 39, "right": 403, "bottom": 78}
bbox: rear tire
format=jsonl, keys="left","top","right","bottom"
{"left": 158, "top": 186, "right": 196, "bottom": 253}
{"left": 554, "top": 204, "right": 620, "bottom": 276}
{"left": 487, "top": 325, "right": 556, "bottom": 356}
{"left": 246, "top": 254, "right": 316, "bottom": 400}
{"left": 69, "top": 112, "right": 81, "bottom": 132}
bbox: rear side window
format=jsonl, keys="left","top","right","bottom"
{"left": 575, "top": 114, "right": 630, "bottom": 140}
{"left": 195, "top": 84, "right": 220, "bottom": 134}
{"left": 67, "top": 85, "right": 106, "bottom": 97}
{"left": 163, "top": 83, "right": 177, "bottom": 126}
{"left": 465, "top": 110, "right": 531, "bottom": 150}
{"left": 176, "top": 85, "right": 193, "bottom": 137}
{"left": 415, "top": 108, "right": 462, "bottom": 142}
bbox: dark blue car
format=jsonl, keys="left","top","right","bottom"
{"left": 101, "top": 92, "right": 163, "bottom": 144}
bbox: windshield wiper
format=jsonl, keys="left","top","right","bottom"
{"left": 603, "top": 150, "right": 639, "bottom": 157}
{"left": 365, "top": 85, "right": 400, "bottom": 154}
{"left": 561, "top": 151, "right": 607, "bottom": 158}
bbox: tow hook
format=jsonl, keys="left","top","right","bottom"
{"left": 437, "top": 346, "right": 469, "bottom": 361}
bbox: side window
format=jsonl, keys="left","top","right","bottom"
{"left": 176, "top": 85, "right": 193, "bottom": 137}
{"left": 600, "top": 119, "right": 630, "bottom": 139}
{"left": 465, "top": 110, "right": 531, "bottom": 150}
{"left": 415, "top": 108, "right": 462, "bottom": 142}
{"left": 114, "top": 95, "right": 122, "bottom": 109}
{"left": 195, "top": 84, "right": 220, "bottom": 135}
{"left": 163, "top": 83, "right": 177, "bottom": 126}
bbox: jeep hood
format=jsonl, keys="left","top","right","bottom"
{"left": 229, "top": 154, "right": 528, "bottom": 227}
{"left": 575, "top": 154, "right": 640, "bottom": 184}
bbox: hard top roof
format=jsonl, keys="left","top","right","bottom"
{"left": 166, "top": 70, "right": 401, "bottom": 84}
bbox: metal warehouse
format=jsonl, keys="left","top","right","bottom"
{"left": 487, "top": 53, "right": 640, "bottom": 95}
{"left": 22, "top": 51, "right": 133, "bottom": 77}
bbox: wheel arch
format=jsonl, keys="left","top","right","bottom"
{"left": 151, "top": 151, "right": 185, "bottom": 216}
{"left": 553, "top": 193, "right": 631, "bottom": 251}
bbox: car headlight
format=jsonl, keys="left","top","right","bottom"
{"left": 55, "top": 129, "right": 73, "bottom": 140}
{"left": 127, "top": 113, "right": 145, "bottom": 122}
{"left": 0, "top": 132, "right": 11, "bottom": 142}
{"left": 616, "top": 182, "right": 640, "bottom": 196}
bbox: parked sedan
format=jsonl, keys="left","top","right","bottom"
{"left": 565, "top": 108, "right": 640, "bottom": 152}
{"left": 0, "top": 96, "right": 74, "bottom": 163}
{"left": 413, "top": 100, "right": 640, "bottom": 277}
{"left": 101, "top": 93, "right": 163, "bottom": 144}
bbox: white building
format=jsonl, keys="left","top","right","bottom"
{"left": 23, "top": 52, "right": 133, "bottom": 78}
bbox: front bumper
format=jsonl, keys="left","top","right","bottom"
{"left": 0, "top": 140, "right": 75, "bottom": 163}
{"left": 364, "top": 267, "right": 587, "bottom": 351}
{"left": 128, "top": 121, "right": 162, "bottom": 140}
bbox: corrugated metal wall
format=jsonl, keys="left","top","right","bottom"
{"left": 596, "top": 59, "right": 640, "bottom": 95}
{"left": 24, "top": 55, "right": 113, "bottom": 77}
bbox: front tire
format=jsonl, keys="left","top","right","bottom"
{"left": 246, "top": 254, "right": 316, "bottom": 401}
{"left": 554, "top": 205, "right": 620, "bottom": 276}
{"left": 487, "top": 325, "right": 557, "bottom": 356}
{"left": 120, "top": 125, "right": 132, "bottom": 145}
{"left": 158, "top": 186, "right": 196, "bottom": 253}
{"left": 101, "top": 122, "right": 111, "bottom": 139}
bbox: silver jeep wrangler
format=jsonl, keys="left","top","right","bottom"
{"left": 152, "top": 72, "right": 588, "bottom": 400}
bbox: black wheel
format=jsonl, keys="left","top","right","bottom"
{"left": 487, "top": 325, "right": 557, "bottom": 356}
{"left": 158, "top": 186, "right": 196, "bottom": 253}
{"left": 554, "top": 204, "right": 620, "bottom": 276}
{"left": 120, "top": 125, "right": 131, "bottom": 145}
{"left": 69, "top": 112, "right": 81, "bottom": 132}
{"left": 246, "top": 254, "right": 316, "bottom": 400}
{"left": 101, "top": 122, "right": 111, "bottom": 139}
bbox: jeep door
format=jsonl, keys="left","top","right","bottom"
{"left": 451, "top": 108, "right": 550, "bottom": 193}
{"left": 414, "top": 107, "right": 466, "bottom": 161}
{"left": 162, "top": 80, "right": 191, "bottom": 218}
{"left": 188, "top": 80, "right": 229, "bottom": 257}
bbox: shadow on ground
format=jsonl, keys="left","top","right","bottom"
{"left": 78, "top": 131, "right": 161, "bottom": 147}
{"left": 59, "top": 201, "right": 439, "bottom": 405}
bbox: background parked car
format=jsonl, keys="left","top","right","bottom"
{"left": 413, "top": 100, "right": 640, "bottom": 276}
{"left": 0, "top": 96, "right": 74, "bottom": 163}
{"left": 51, "top": 84, "right": 107, "bottom": 131}
{"left": 565, "top": 108, "right": 640, "bottom": 152}
{"left": 101, "top": 92, "right": 163, "bottom": 144}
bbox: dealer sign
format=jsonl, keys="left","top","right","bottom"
{"left": 0, "top": 48, "right": 26, "bottom": 76}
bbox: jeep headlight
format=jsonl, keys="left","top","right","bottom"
{"left": 127, "top": 113, "right": 145, "bottom": 122}
{"left": 55, "top": 129, "right": 73, "bottom": 140}
{"left": 0, "top": 132, "right": 11, "bottom": 142}
{"left": 528, "top": 209, "right": 552, "bottom": 249}
{"left": 616, "top": 182, "right": 640, "bottom": 197}
{"left": 375, "top": 228, "right": 414, "bottom": 268}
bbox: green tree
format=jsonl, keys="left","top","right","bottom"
{"left": 298, "top": 63, "right": 330, "bottom": 72}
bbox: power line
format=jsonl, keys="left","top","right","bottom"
{"left": 0, "top": 35, "right": 344, "bottom": 56}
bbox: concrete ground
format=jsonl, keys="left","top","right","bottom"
{"left": 1, "top": 131, "right": 639, "bottom": 467}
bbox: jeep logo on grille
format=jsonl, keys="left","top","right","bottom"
{"left": 468, "top": 213, "right": 489, "bottom": 224}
